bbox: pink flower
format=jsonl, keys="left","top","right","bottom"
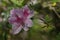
{"left": 9, "top": 5, "right": 34, "bottom": 35}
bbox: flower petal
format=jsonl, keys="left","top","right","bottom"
{"left": 27, "top": 10, "right": 34, "bottom": 18}
{"left": 10, "top": 8, "right": 23, "bottom": 18}
{"left": 15, "top": 8, "right": 23, "bottom": 18}
{"left": 23, "top": 26, "right": 29, "bottom": 31}
{"left": 10, "top": 23, "right": 23, "bottom": 35}
{"left": 23, "top": 5, "right": 34, "bottom": 18}
{"left": 23, "top": 5, "right": 30, "bottom": 11}
{"left": 10, "top": 8, "right": 16, "bottom": 16}
{"left": 25, "top": 19, "right": 33, "bottom": 27}
{"left": 9, "top": 16, "right": 17, "bottom": 24}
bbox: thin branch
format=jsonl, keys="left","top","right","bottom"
{"left": 52, "top": 8, "right": 60, "bottom": 18}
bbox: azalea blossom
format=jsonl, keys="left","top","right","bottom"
{"left": 9, "top": 5, "right": 34, "bottom": 35}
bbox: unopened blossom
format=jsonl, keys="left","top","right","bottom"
{"left": 9, "top": 5, "right": 34, "bottom": 35}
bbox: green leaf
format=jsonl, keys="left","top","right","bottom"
{"left": 44, "top": 15, "right": 52, "bottom": 22}
{"left": 32, "top": 19, "right": 47, "bottom": 32}
{"left": 11, "top": 0, "right": 24, "bottom": 6}
{"left": 55, "top": 33, "right": 60, "bottom": 40}
{"left": 51, "top": 0, "right": 60, "bottom": 2}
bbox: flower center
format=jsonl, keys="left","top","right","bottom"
{"left": 15, "top": 15, "right": 24, "bottom": 25}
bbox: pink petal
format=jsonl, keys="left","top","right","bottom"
{"left": 23, "top": 27, "right": 29, "bottom": 31}
{"left": 9, "top": 16, "right": 17, "bottom": 24}
{"left": 27, "top": 11, "right": 34, "bottom": 18}
{"left": 10, "top": 8, "right": 23, "bottom": 18}
{"left": 23, "top": 5, "right": 34, "bottom": 18}
{"left": 10, "top": 23, "right": 23, "bottom": 35}
{"left": 23, "top": 5, "right": 30, "bottom": 18}
{"left": 10, "top": 8, "right": 15, "bottom": 16}
{"left": 25, "top": 19, "right": 33, "bottom": 27}
{"left": 15, "top": 8, "right": 23, "bottom": 18}
{"left": 23, "top": 5, "right": 30, "bottom": 11}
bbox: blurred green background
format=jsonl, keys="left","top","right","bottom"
{"left": 0, "top": 0, "right": 60, "bottom": 40}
